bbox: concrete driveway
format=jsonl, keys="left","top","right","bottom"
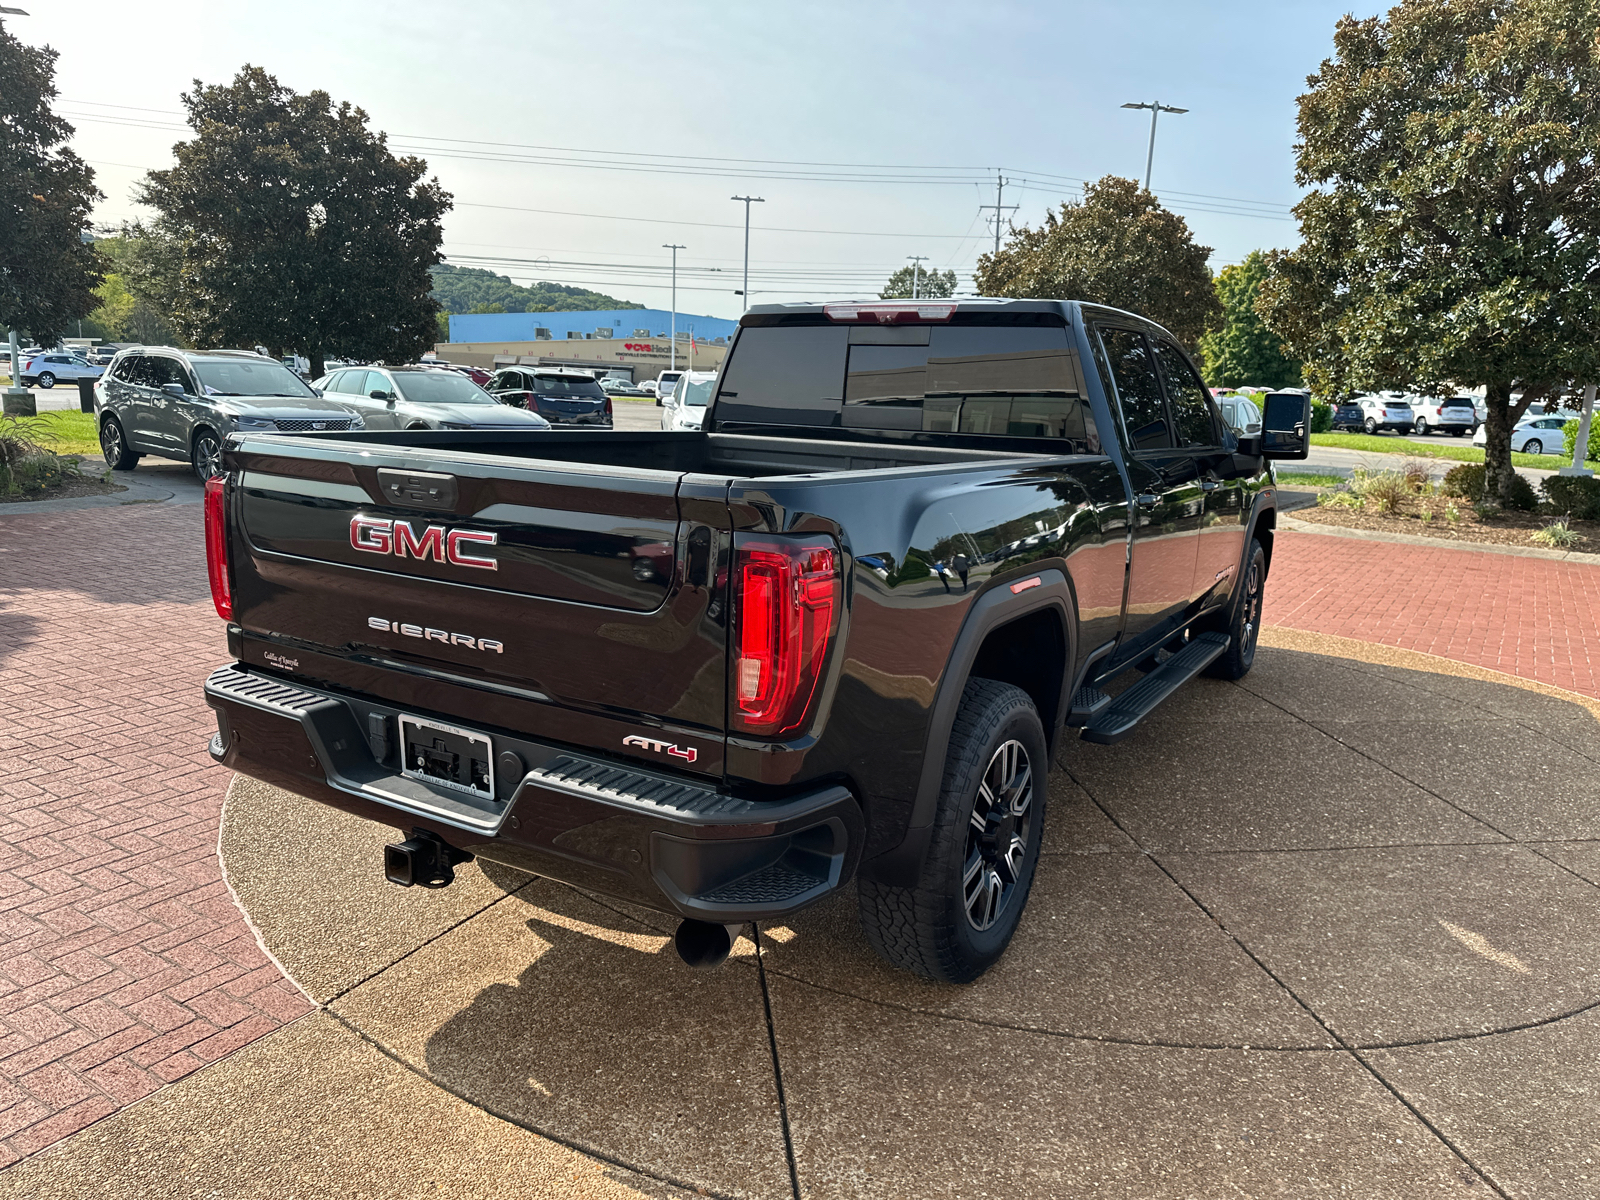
{"left": 5, "top": 629, "right": 1597, "bottom": 1199}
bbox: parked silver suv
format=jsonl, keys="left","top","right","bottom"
{"left": 311, "top": 365, "right": 551, "bottom": 431}
{"left": 95, "top": 348, "right": 365, "bottom": 481}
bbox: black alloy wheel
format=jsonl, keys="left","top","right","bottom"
{"left": 1524, "top": 439, "right": 1543, "bottom": 455}
{"left": 191, "top": 428, "right": 224, "bottom": 482}
{"left": 99, "top": 416, "right": 138, "bottom": 471}
{"left": 858, "top": 678, "right": 1048, "bottom": 983}
{"left": 1206, "top": 537, "right": 1266, "bottom": 680}
{"left": 36, "top": 371, "right": 55, "bottom": 389}
{"left": 961, "top": 738, "right": 1036, "bottom": 932}
{"left": 1364, "top": 417, "right": 1378, "bottom": 434}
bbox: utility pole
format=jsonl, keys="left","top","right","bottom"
{"left": 662, "top": 244, "right": 685, "bottom": 371}
{"left": 1563, "top": 383, "right": 1596, "bottom": 478}
{"left": 731, "top": 196, "right": 765, "bottom": 310}
{"left": 907, "top": 256, "right": 928, "bottom": 299}
{"left": 1121, "top": 100, "right": 1189, "bottom": 190}
{"left": 1, "top": 7, "right": 31, "bottom": 417}
{"left": 977, "top": 173, "right": 1018, "bottom": 257}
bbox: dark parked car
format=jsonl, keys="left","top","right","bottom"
{"left": 95, "top": 348, "right": 367, "bottom": 481}
{"left": 201, "top": 298, "right": 1307, "bottom": 983}
{"left": 489, "top": 367, "right": 613, "bottom": 426}
{"left": 310, "top": 366, "right": 552, "bottom": 431}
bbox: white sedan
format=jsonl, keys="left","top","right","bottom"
{"left": 1471, "top": 415, "right": 1570, "bottom": 455}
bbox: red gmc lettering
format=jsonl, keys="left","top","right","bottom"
{"left": 447, "top": 529, "right": 499, "bottom": 570}
{"left": 350, "top": 516, "right": 498, "bottom": 571}
{"left": 350, "top": 515, "right": 393, "bottom": 554}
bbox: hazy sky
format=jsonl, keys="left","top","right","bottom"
{"left": 17, "top": 0, "right": 1381, "bottom": 321}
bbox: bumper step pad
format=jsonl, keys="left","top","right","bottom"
{"left": 1081, "top": 632, "right": 1230, "bottom": 745}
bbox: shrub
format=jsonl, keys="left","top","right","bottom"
{"left": 1350, "top": 468, "right": 1410, "bottom": 514}
{"left": 1503, "top": 473, "right": 1539, "bottom": 511}
{"left": 1400, "top": 459, "right": 1431, "bottom": 491}
{"left": 1562, "top": 419, "right": 1600, "bottom": 464}
{"left": 1543, "top": 473, "right": 1600, "bottom": 521}
{"left": 1442, "top": 463, "right": 1487, "bottom": 500}
{"left": 1531, "top": 520, "right": 1583, "bottom": 549}
{"left": 1310, "top": 401, "right": 1334, "bottom": 434}
{"left": 1317, "top": 489, "right": 1363, "bottom": 509}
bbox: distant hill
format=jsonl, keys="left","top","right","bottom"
{"left": 429, "top": 263, "right": 640, "bottom": 314}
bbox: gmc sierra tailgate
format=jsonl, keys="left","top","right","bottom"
{"left": 226, "top": 437, "right": 730, "bottom": 776}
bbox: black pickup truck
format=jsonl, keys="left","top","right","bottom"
{"left": 202, "top": 299, "right": 1309, "bottom": 982}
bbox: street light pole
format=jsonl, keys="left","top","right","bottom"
{"left": 731, "top": 196, "right": 765, "bottom": 310}
{"left": 907, "top": 256, "right": 928, "bottom": 299}
{"left": 662, "top": 244, "right": 685, "bottom": 371}
{"left": 1120, "top": 100, "right": 1189, "bottom": 190}
{"left": 1, "top": 7, "right": 32, "bottom": 417}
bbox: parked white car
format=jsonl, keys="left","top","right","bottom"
{"left": 1409, "top": 395, "right": 1479, "bottom": 436}
{"left": 654, "top": 369, "right": 684, "bottom": 407}
{"left": 1472, "top": 415, "right": 1570, "bottom": 455}
{"left": 20, "top": 351, "right": 103, "bottom": 388}
{"left": 660, "top": 370, "right": 716, "bottom": 431}
{"left": 1355, "top": 395, "right": 1414, "bottom": 433}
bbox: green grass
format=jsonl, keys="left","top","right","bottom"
{"left": 1310, "top": 432, "right": 1573, "bottom": 470}
{"left": 8, "top": 410, "right": 101, "bottom": 457}
{"left": 1274, "top": 471, "right": 1344, "bottom": 488}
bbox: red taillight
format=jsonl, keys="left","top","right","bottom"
{"left": 822, "top": 301, "right": 957, "bottom": 324}
{"left": 604, "top": 396, "right": 614, "bottom": 418}
{"left": 732, "top": 536, "right": 840, "bottom": 737}
{"left": 204, "top": 475, "right": 233, "bottom": 621}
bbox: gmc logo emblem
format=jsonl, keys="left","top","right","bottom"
{"left": 350, "top": 515, "right": 498, "bottom": 570}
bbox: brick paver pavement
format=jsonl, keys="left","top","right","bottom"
{"left": 1268, "top": 528, "right": 1600, "bottom": 698}
{"left": 0, "top": 504, "right": 311, "bottom": 1168}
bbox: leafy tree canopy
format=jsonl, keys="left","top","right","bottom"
{"left": 1257, "top": 0, "right": 1600, "bottom": 498}
{"left": 974, "top": 175, "right": 1221, "bottom": 349}
{"left": 879, "top": 262, "right": 957, "bottom": 299}
{"left": 78, "top": 234, "right": 182, "bottom": 346}
{"left": 429, "top": 264, "right": 638, "bottom": 315}
{"left": 0, "top": 19, "right": 103, "bottom": 344}
{"left": 1199, "top": 251, "right": 1302, "bottom": 389}
{"left": 138, "top": 65, "right": 451, "bottom": 378}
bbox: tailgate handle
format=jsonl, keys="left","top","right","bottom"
{"left": 377, "top": 468, "right": 458, "bottom": 511}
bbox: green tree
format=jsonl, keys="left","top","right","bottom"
{"left": 79, "top": 234, "right": 183, "bottom": 346}
{"left": 1199, "top": 251, "right": 1301, "bottom": 388}
{"left": 0, "top": 18, "right": 103, "bottom": 345}
{"left": 428, "top": 264, "right": 637, "bottom": 314}
{"left": 879, "top": 262, "right": 957, "bottom": 299}
{"left": 974, "top": 175, "right": 1221, "bottom": 349}
{"left": 138, "top": 65, "right": 451, "bottom": 378}
{"left": 1257, "top": 0, "right": 1600, "bottom": 501}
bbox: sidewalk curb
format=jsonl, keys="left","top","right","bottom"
{"left": 1278, "top": 512, "right": 1600, "bottom": 566}
{"left": 0, "top": 475, "right": 181, "bottom": 517}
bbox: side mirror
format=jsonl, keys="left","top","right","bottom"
{"left": 311, "top": 387, "right": 324, "bottom": 398}
{"left": 1261, "top": 392, "right": 1312, "bottom": 459}
{"left": 162, "top": 382, "right": 186, "bottom": 397}
{"left": 370, "top": 389, "right": 394, "bottom": 403}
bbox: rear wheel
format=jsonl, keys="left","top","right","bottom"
{"left": 99, "top": 416, "right": 139, "bottom": 471}
{"left": 1414, "top": 418, "right": 1428, "bottom": 435}
{"left": 191, "top": 428, "right": 223, "bottom": 481}
{"left": 1206, "top": 538, "right": 1266, "bottom": 680}
{"left": 1364, "top": 417, "right": 1378, "bottom": 434}
{"left": 36, "top": 372, "right": 55, "bottom": 389}
{"left": 858, "top": 679, "right": 1047, "bottom": 983}
{"left": 1524, "top": 439, "right": 1543, "bottom": 455}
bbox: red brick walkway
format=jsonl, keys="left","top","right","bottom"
{"left": 0, "top": 504, "right": 310, "bottom": 1168}
{"left": 1268, "top": 528, "right": 1600, "bottom": 699}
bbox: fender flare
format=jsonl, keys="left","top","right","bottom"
{"left": 861, "top": 568, "right": 1077, "bottom": 886}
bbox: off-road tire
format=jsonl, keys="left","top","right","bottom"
{"left": 1205, "top": 538, "right": 1266, "bottom": 680}
{"left": 858, "top": 679, "right": 1047, "bottom": 983}
{"left": 99, "top": 416, "right": 139, "bottom": 471}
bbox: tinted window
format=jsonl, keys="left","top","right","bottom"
{"left": 1098, "top": 329, "right": 1170, "bottom": 451}
{"left": 716, "top": 326, "right": 848, "bottom": 426}
{"left": 191, "top": 358, "right": 313, "bottom": 397}
{"left": 111, "top": 356, "right": 139, "bottom": 382}
{"left": 144, "top": 356, "right": 183, "bottom": 389}
{"left": 530, "top": 374, "right": 605, "bottom": 399}
{"left": 492, "top": 371, "right": 523, "bottom": 391}
{"left": 1153, "top": 341, "right": 1217, "bottom": 447}
{"left": 390, "top": 371, "right": 496, "bottom": 406}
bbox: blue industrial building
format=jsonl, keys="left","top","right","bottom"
{"left": 447, "top": 308, "right": 740, "bottom": 344}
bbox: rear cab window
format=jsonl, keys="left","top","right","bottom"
{"left": 713, "top": 313, "right": 1100, "bottom": 452}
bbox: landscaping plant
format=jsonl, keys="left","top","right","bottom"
{"left": 1531, "top": 520, "right": 1583, "bottom": 549}
{"left": 1542, "top": 474, "right": 1600, "bottom": 521}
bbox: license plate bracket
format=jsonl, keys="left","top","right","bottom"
{"left": 398, "top": 714, "right": 495, "bottom": 799}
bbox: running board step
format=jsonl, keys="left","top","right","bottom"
{"left": 1080, "top": 632, "right": 1230, "bottom": 745}
{"left": 1066, "top": 686, "right": 1110, "bottom": 727}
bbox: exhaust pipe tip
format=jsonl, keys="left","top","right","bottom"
{"left": 674, "top": 919, "right": 745, "bottom": 969}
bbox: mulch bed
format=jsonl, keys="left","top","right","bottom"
{"left": 1, "top": 468, "right": 127, "bottom": 505}
{"left": 1287, "top": 489, "right": 1598, "bottom": 550}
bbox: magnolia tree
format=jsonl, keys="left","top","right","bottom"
{"left": 139, "top": 66, "right": 451, "bottom": 378}
{"left": 975, "top": 176, "right": 1220, "bottom": 350}
{"left": 1258, "top": 0, "right": 1600, "bottom": 500}
{"left": 1200, "top": 251, "right": 1302, "bottom": 389}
